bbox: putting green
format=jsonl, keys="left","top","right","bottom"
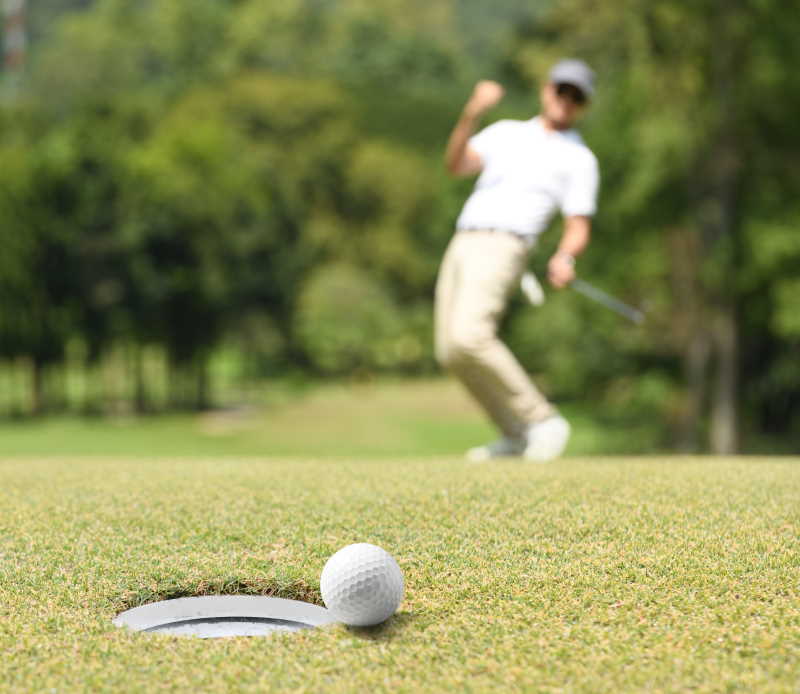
{"left": 1, "top": 456, "right": 798, "bottom": 692}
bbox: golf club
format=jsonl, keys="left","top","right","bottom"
{"left": 520, "top": 272, "right": 645, "bottom": 324}
{"left": 570, "top": 278, "right": 645, "bottom": 324}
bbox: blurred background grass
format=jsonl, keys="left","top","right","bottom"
{"left": 0, "top": 378, "right": 661, "bottom": 457}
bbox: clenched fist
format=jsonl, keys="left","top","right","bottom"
{"left": 466, "top": 80, "right": 505, "bottom": 117}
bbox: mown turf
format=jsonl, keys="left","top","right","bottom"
{"left": 1, "top": 455, "right": 798, "bottom": 693}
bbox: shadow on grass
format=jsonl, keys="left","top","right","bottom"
{"left": 345, "top": 611, "right": 415, "bottom": 641}
{"left": 113, "top": 576, "right": 323, "bottom": 613}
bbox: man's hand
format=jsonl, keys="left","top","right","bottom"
{"left": 549, "top": 217, "right": 590, "bottom": 288}
{"left": 445, "top": 81, "right": 504, "bottom": 177}
{"left": 465, "top": 80, "right": 505, "bottom": 117}
{"left": 547, "top": 252, "right": 576, "bottom": 289}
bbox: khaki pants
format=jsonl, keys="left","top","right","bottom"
{"left": 434, "top": 229, "right": 555, "bottom": 438}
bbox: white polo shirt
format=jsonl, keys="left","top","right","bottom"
{"left": 455, "top": 116, "right": 599, "bottom": 239}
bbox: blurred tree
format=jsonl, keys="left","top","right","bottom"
{"left": 0, "top": 125, "right": 79, "bottom": 412}
{"left": 121, "top": 74, "right": 356, "bottom": 405}
{"left": 294, "top": 262, "right": 411, "bottom": 374}
{"left": 28, "top": 0, "right": 230, "bottom": 110}
{"left": 1, "top": 0, "right": 796, "bottom": 453}
{"left": 511, "top": 0, "right": 800, "bottom": 452}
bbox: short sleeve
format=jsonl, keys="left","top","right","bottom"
{"left": 561, "top": 150, "right": 599, "bottom": 217}
{"left": 468, "top": 120, "right": 508, "bottom": 163}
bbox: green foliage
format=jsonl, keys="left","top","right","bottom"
{"left": 772, "top": 279, "right": 800, "bottom": 338}
{"left": 294, "top": 263, "right": 425, "bottom": 374}
{"left": 1, "top": 0, "right": 799, "bottom": 448}
{"left": 341, "top": 141, "right": 445, "bottom": 292}
{"left": 506, "top": 0, "right": 800, "bottom": 450}
{"left": 28, "top": 0, "right": 230, "bottom": 109}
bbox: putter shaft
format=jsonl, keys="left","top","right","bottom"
{"left": 570, "top": 278, "right": 645, "bottom": 324}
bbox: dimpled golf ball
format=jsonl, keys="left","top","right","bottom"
{"left": 320, "top": 543, "right": 404, "bottom": 626}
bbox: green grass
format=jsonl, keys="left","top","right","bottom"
{"left": 1, "top": 380, "right": 798, "bottom": 692}
{"left": 0, "top": 378, "right": 659, "bottom": 457}
{"left": 1, "top": 457, "right": 798, "bottom": 692}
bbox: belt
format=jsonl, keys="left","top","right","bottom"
{"left": 458, "top": 227, "right": 534, "bottom": 246}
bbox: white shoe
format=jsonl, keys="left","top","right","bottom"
{"left": 466, "top": 436, "right": 525, "bottom": 462}
{"left": 523, "top": 415, "right": 570, "bottom": 462}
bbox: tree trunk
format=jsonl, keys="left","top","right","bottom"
{"left": 669, "top": 226, "right": 710, "bottom": 452}
{"left": 703, "top": 149, "right": 741, "bottom": 453}
{"left": 195, "top": 355, "right": 210, "bottom": 411}
{"left": 705, "top": 0, "right": 744, "bottom": 453}
{"left": 31, "top": 358, "right": 44, "bottom": 415}
{"left": 710, "top": 307, "right": 738, "bottom": 454}
{"left": 133, "top": 343, "right": 149, "bottom": 414}
{"left": 678, "top": 330, "right": 711, "bottom": 452}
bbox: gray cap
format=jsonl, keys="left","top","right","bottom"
{"left": 548, "top": 59, "right": 595, "bottom": 99}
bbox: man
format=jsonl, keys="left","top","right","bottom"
{"left": 435, "top": 59, "right": 599, "bottom": 462}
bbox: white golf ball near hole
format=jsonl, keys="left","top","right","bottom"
{"left": 320, "top": 543, "right": 404, "bottom": 626}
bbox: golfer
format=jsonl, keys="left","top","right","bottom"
{"left": 436, "top": 59, "right": 599, "bottom": 462}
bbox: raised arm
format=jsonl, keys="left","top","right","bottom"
{"left": 445, "top": 80, "right": 505, "bottom": 177}
{"left": 547, "top": 215, "right": 592, "bottom": 288}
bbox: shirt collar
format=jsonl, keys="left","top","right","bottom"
{"left": 529, "top": 115, "right": 579, "bottom": 141}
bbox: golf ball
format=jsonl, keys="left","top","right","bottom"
{"left": 320, "top": 543, "right": 404, "bottom": 626}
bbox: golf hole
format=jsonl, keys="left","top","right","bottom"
{"left": 113, "top": 595, "right": 337, "bottom": 639}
